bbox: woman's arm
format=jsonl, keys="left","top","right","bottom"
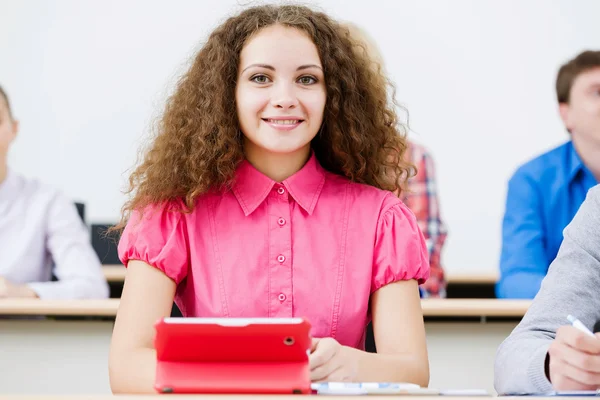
{"left": 109, "top": 260, "right": 176, "bottom": 394}
{"left": 361, "top": 279, "right": 429, "bottom": 385}
{"left": 310, "top": 280, "right": 429, "bottom": 386}
{"left": 28, "top": 193, "right": 109, "bottom": 299}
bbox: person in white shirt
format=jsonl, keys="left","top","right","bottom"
{"left": 0, "top": 85, "right": 108, "bottom": 299}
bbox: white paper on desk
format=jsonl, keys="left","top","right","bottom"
{"left": 317, "top": 388, "right": 442, "bottom": 396}
{"left": 539, "top": 391, "right": 599, "bottom": 397}
{"left": 503, "top": 390, "right": 599, "bottom": 397}
{"left": 312, "top": 382, "right": 428, "bottom": 395}
{"left": 439, "top": 389, "right": 490, "bottom": 396}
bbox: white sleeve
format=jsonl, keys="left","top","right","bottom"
{"left": 27, "top": 192, "right": 109, "bottom": 299}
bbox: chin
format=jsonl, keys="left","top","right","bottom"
{"left": 265, "top": 145, "right": 309, "bottom": 155}
{"left": 244, "top": 130, "right": 314, "bottom": 156}
{"left": 258, "top": 139, "right": 313, "bottom": 155}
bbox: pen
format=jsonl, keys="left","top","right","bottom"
{"left": 567, "top": 315, "right": 596, "bottom": 338}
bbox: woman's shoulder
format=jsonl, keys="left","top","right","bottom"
{"left": 323, "top": 171, "right": 402, "bottom": 214}
{"left": 7, "top": 169, "right": 67, "bottom": 206}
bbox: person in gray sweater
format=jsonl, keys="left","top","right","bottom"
{"left": 495, "top": 184, "right": 600, "bottom": 394}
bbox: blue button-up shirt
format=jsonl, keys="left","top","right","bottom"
{"left": 497, "top": 141, "right": 598, "bottom": 298}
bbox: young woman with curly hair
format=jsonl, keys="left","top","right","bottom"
{"left": 109, "top": 4, "right": 430, "bottom": 393}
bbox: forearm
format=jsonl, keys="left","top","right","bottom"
{"left": 28, "top": 277, "right": 109, "bottom": 299}
{"left": 349, "top": 347, "right": 429, "bottom": 387}
{"left": 109, "top": 347, "right": 158, "bottom": 394}
{"left": 46, "top": 193, "right": 109, "bottom": 299}
{"left": 3, "top": 283, "right": 38, "bottom": 298}
{"left": 495, "top": 188, "right": 600, "bottom": 394}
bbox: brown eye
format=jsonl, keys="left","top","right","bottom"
{"left": 298, "top": 76, "right": 317, "bottom": 85}
{"left": 251, "top": 74, "right": 271, "bottom": 84}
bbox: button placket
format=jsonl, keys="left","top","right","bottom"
{"left": 267, "top": 184, "right": 293, "bottom": 317}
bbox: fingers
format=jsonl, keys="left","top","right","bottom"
{"left": 311, "top": 338, "right": 319, "bottom": 352}
{"left": 310, "top": 360, "right": 341, "bottom": 382}
{"left": 551, "top": 338, "right": 600, "bottom": 374}
{"left": 308, "top": 338, "right": 354, "bottom": 383}
{"left": 321, "top": 367, "right": 354, "bottom": 383}
{"left": 309, "top": 338, "right": 336, "bottom": 370}
{"left": 549, "top": 328, "right": 600, "bottom": 390}
{"left": 557, "top": 326, "right": 600, "bottom": 355}
{"left": 550, "top": 359, "right": 599, "bottom": 390}
{"left": 552, "top": 373, "right": 596, "bottom": 391}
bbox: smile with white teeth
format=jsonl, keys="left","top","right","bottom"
{"left": 265, "top": 119, "right": 301, "bottom": 125}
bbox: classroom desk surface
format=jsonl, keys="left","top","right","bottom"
{"left": 0, "top": 298, "right": 120, "bottom": 316}
{"left": 102, "top": 265, "right": 499, "bottom": 285}
{"left": 0, "top": 397, "right": 502, "bottom": 400}
{"left": 445, "top": 272, "right": 498, "bottom": 284}
{"left": 0, "top": 298, "right": 530, "bottom": 317}
{"left": 102, "top": 265, "right": 126, "bottom": 282}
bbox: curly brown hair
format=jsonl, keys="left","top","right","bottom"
{"left": 117, "top": 4, "right": 413, "bottom": 229}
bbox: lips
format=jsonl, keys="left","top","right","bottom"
{"left": 262, "top": 118, "right": 304, "bottom": 124}
{"left": 261, "top": 117, "right": 304, "bottom": 131}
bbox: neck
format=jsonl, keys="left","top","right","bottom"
{"left": 244, "top": 143, "right": 311, "bottom": 182}
{"left": 0, "top": 160, "right": 7, "bottom": 185}
{"left": 572, "top": 135, "right": 600, "bottom": 182}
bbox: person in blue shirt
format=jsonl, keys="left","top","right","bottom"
{"left": 497, "top": 50, "right": 600, "bottom": 299}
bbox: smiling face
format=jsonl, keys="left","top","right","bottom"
{"left": 235, "top": 24, "right": 327, "bottom": 163}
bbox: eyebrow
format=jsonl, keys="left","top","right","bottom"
{"left": 241, "top": 63, "right": 323, "bottom": 74}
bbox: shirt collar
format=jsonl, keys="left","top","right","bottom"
{"left": 232, "top": 153, "right": 326, "bottom": 216}
{"left": 568, "top": 141, "right": 595, "bottom": 184}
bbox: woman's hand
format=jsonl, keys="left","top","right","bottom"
{"left": 0, "top": 277, "right": 38, "bottom": 298}
{"left": 309, "top": 337, "right": 360, "bottom": 382}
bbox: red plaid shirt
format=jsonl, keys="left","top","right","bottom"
{"left": 402, "top": 143, "right": 448, "bottom": 298}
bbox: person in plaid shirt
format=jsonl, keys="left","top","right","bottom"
{"left": 344, "top": 22, "right": 448, "bottom": 297}
{"left": 404, "top": 142, "right": 448, "bottom": 298}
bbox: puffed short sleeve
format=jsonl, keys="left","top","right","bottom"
{"left": 118, "top": 202, "right": 189, "bottom": 284}
{"left": 371, "top": 197, "right": 430, "bottom": 293}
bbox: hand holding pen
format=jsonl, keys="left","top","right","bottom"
{"left": 547, "top": 315, "right": 600, "bottom": 391}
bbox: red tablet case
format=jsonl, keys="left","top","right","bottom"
{"left": 154, "top": 317, "right": 312, "bottom": 394}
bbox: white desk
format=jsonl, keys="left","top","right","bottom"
{"left": 0, "top": 299, "right": 528, "bottom": 395}
{"left": 0, "top": 396, "right": 502, "bottom": 400}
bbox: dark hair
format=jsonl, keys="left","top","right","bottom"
{"left": 0, "top": 85, "right": 12, "bottom": 118}
{"left": 556, "top": 50, "right": 600, "bottom": 104}
{"left": 116, "top": 4, "right": 413, "bottom": 230}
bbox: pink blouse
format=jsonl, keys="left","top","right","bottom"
{"left": 118, "top": 154, "right": 429, "bottom": 350}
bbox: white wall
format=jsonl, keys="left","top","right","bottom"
{"left": 1, "top": 0, "right": 599, "bottom": 276}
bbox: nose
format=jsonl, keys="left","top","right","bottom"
{"left": 271, "top": 82, "right": 298, "bottom": 110}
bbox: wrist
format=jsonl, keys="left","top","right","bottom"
{"left": 343, "top": 345, "right": 370, "bottom": 381}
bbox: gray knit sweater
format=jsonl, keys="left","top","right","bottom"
{"left": 495, "top": 184, "right": 600, "bottom": 395}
